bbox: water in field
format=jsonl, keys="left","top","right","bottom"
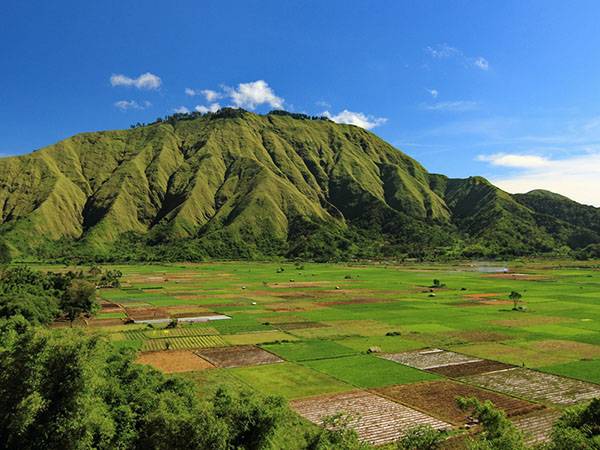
{"left": 477, "top": 266, "right": 509, "bottom": 273}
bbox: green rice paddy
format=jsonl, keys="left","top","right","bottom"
{"left": 38, "top": 259, "right": 600, "bottom": 400}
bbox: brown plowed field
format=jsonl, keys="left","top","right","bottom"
{"left": 137, "top": 350, "right": 214, "bottom": 373}
{"left": 372, "top": 380, "right": 543, "bottom": 425}
{"left": 195, "top": 345, "right": 283, "bottom": 368}
{"left": 291, "top": 390, "right": 451, "bottom": 446}
{"left": 427, "top": 360, "right": 515, "bottom": 377}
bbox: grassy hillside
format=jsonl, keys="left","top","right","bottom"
{"left": 0, "top": 109, "right": 598, "bottom": 261}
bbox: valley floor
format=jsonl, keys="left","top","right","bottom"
{"left": 41, "top": 259, "right": 600, "bottom": 447}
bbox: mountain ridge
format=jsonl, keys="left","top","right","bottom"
{"left": 1, "top": 109, "right": 599, "bottom": 261}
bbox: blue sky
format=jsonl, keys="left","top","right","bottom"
{"left": 1, "top": 1, "right": 599, "bottom": 205}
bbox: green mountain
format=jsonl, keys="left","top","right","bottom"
{"left": 0, "top": 109, "right": 598, "bottom": 261}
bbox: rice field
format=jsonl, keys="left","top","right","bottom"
{"left": 38, "top": 259, "right": 600, "bottom": 447}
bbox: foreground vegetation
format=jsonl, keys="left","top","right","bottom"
{"left": 1, "top": 260, "right": 599, "bottom": 449}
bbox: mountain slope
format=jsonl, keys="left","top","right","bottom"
{"left": 0, "top": 109, "right": 598, "bottom": 261}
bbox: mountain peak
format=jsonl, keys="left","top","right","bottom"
{"left": 0, "top": 116, "right": 598, "bottom": 261}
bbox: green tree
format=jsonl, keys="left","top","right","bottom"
{"left": 457, "top": 397, "right": 526, "bottom": 450}
{"left": 397, "top": 425, "right": 446, "bottom": 450}
{"left": 547, "top": 398, "right": 600, "bottom": 449}
{"left": 0, "top": 240, "right": 11, "bottom": 265}
{"left": 509, "top": 291, "right": 523, "bottom": 310}
{"left": 0, "top": 266, "right": 60, "bottom": 324}
{"left": 61, "top": 279, "right": 98, "bottom": 324}
{"left": 99, "top": 270, "right": 123, "bottom": 288}
{"left": 306, "top": 413, "right": 372, "bottom": 450}
{"left": 212, "top": 387, "right": 288, "bottom": 450}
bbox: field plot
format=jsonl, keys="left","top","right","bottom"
{"left": 228, "top": 362, "right": 352, "bottom": 399}
{"left": 275, "top": 321, "right": 327, "bottom": 331}
{"left": 126, "top": 326, "right": 220, "bottom": 340}
{"left": 303, "top": 355, "right": 439, "bottom": 388}
{"left": 380, "top": 348, "right": 481, "bottom": 369}
{"left": 261, "top": 340, "right": 357, "bottom": 362}
{"left": 291, "top": 391, "right": 451, "bottom": 445}
{"left": 222, "top": 330, "right": 297, "bottom": 345}
{"left": 465, "top": 368, "right": 600, "bottom": 405}
{"left": 142, "top": 335, "right": 227, "bottom": 351}
{"left": 372, "top": 380, "right": 543, "bottom": 425}
{"left": 196, "top": 345, "right": 282, "bottom": 368}
{"left": 540, "top": 358, "right": 600, "bottom": 384}
{"left": 427, "top": 359, "right": 515, "bottom": 377}
{"left": 137, "top": 350, "right": 214, "bottom": 373}
{"left": 512, "top": 409, "right": 562, "bottom": 445}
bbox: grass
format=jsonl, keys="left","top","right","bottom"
{"left": 223, "top": 331, "right": 298, "bottom": 345}
{"left": 540, "top": 359, "right": 600, "bottom": 384}
{"left": 227, "top": 362, "right": 353, "bottom": 399}
{"left": 261, "top": 340, "right": 357, "bottom": 361}
{"left": 302, "top": 354, "right": 440, "bottom": 388}
{"left": 36, "top": 259, "right": 600, "bottom": 400}
{"left": 142, "top": 335, "right": 227, "bottom": 351}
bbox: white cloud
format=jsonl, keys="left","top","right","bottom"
{"left": 425, "top": 44, "right": 490, "bottom": 71}
{"left": 114, "top": 100, "right": 151, "bottom": 110}
{"left": 224, "top": 80, "right": 284, "bottom": 110}
{"left": 110, "top": 72, "right": 162, "bottom": 90}
{"left": 201, "top": 89, "right": 222, "bottom": 102}
{"left": 426, "top": 88, "right": 438, "bottom": 98}
{"left": 185, "top": 88, "right": 197, "bottom": 96}
{"left": 425, "top": 44, "right": 460, "bottom": 59}
{"left": 316, "top": 100, "right": 331, "bottom": 109}
{"left": 478, "top": 152, "right": 600, "bottom": 206}
{"left": 422, "top": 101, "right": 479, "bottom": 112}
{"left": 473, "top": 56, "right": 489, "bottom": 70}
{"left": 195, "top": 103, "right": 221, "bottom": 113}
{"left": 174, "top": 106, "right": 190, "bottom": 114}
{"left": 477, "top": 153, "right": 551, "bottom": 169}
{"left": 322, "top": 110, "right": 387, "bottom": 130}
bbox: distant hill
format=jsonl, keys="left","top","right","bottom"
{"left": 0, "top": 108, "right": 599, "bottom": 261}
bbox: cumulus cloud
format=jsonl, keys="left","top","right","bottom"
{"left": 174, "top": 106, "right": 190, "bottom": 114}
{"left": 110, "top": 72, "right": 162, "bottom": 90}
{"left": 422, "top": 101, "right": 479, "bottom": 112}
{"left": 201, "top": 89, "right": 222, "bottom": 102}
{"left": 477, "top": 153, "right": 551, "bottom": 169}
{"left": 114, "top": 100, "right": 151, "bottom": 110}
{"left": 425, "top": 44, "right": 490, "bottom": 71}
{"left": 186, "top": 80, "right": 284, "bottom": 110}
{"left": 478, "top": 152, "right": 600, "bottom": 206}
{"left": 195, "top": 103, "right": 221, "bottom": 113}
{"left": 322, "top": 110, "right": 387, "bottom": 130}
{"left": 224, "top": 80, "right": 283, "bottom": 110}
{"left": 426, "top": 88, "right": 439, "bottom": 98}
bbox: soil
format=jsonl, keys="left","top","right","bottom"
{"left": 465, "top": 368, "right": 600, "bottom": 405}
{"left": 136, "top": 350, "right": 214, "bottom": 373}
{"left": 482, "top": 273, "right": 549, "bottom": 281}
{"left": 372, "top": 380, "right": 543, "bottom": 425}
{"left": 291, "top": 390, "right": 451, "bottom": 446}
{"left": 380, "top": 349, "right": 482, "bottom": 370}
{"left": 427, "top": 360, "right": 515, "bottom": 377}
{"left": 513, "top": 409, "right": 562, "bottom": 445}
{"left": 126, "top": 307, "right": 170, "bottom": 320}
{"left": 195, "top": 345, "right": 283, "bottom": 368}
